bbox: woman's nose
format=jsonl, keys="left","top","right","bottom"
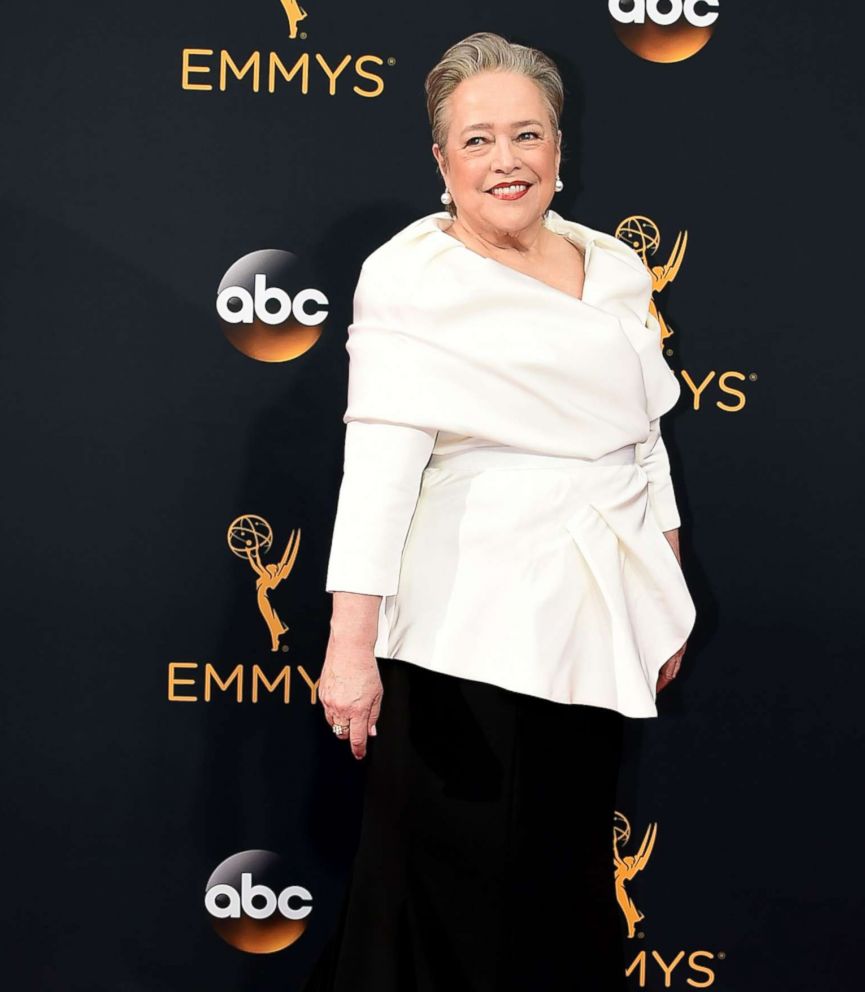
{"left": 491, "top": 135, "right": 520, "bottom": 171}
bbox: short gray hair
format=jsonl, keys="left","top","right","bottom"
{"left": 424, "top": 32, "right": 565, "bottom": 218}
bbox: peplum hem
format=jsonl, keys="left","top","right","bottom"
{"left": 374, "top": 445, "right": 696, "bottom": 719}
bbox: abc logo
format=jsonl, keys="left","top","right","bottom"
{"left": 609, "top": 1, "right": 720, "bottom": 63}
{"left": 217, "top": 248, "right": 329, "bottom": 362}
{"left": 609, "top": 1, "right": 719, "bottom": 26}
{"left": 204, "top": 849, "right": 313, "bottom": 953}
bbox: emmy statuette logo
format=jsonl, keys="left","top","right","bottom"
{"left": 614, "top": 810, "right": 657, "bottom": 938}
{"left": 615, "top": 214, "right": 687, "bottom": 352}
{"left": 228, "top": 515, "right": 301, "bottom": 652}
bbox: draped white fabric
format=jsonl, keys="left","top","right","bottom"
{"left": 325, "top": 211, "right": 697, "bottom": 717}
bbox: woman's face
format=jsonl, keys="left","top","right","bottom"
{"left": 432, "top": 70, "right": 561, "bottom": 234}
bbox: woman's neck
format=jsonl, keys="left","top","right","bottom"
{"left": 447, "top": 214, "right": 550, "bottom": 260}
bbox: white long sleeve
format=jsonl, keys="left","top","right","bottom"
{"left": 325, "top": 419, "right": 437, "bottom": 596}
{"left": 635, "top": 416, "right": 681, "bottom": 531}
{"left": 634, "top": 310, "right": 682, "bottom": 532}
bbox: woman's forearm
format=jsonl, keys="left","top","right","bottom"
{"left": 329, "top": 591, "right": 382, "bottom": 649}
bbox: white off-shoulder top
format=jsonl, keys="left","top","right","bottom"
{"left": 324, "top": 209, "right": 697, "bottom": 718}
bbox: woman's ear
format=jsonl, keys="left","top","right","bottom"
{"left": 432, "top": 143, "right": 447, "bottom": 181}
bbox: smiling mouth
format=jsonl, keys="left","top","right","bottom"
{"left": 487, "top": 182, "right": 532, "bottom": 199}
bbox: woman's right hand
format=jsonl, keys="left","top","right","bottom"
{"left": 319, "top": 593, "right": 384, "bottom": 760}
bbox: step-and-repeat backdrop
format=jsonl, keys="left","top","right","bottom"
{"left": 3, "top": 2, "right": 861, "bottom": 989}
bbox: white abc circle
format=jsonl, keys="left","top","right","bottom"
{"left": 608, "top": 0, "right": 720, "bottom": 27}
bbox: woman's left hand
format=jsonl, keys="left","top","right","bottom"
{"left": 657, "top": 640, "right": 687, "bottom": 693}
{"left": 657, "top": 529, "right": 687, "bottom": 692}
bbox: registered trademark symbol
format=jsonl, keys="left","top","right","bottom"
{"left": 281, "top": 644, "right": 289, "bottom": 652}
{"left": 664, "top": 347, "right": 674, "bottom": 357}
{"left": 748, "top": 371, "right": 758, "bottom": 381}
{"left": 637, "top": 930, "right": 645, "bottom": 939}
{"left": 717, "top": 950, "right": 726, "bottom": 959}
{"left": 300, "top": 32, "right": 307, "bottom": 40}
{"left": 387, "top": 56, "right": 396, "bottom": 66}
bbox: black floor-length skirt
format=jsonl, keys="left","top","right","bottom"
{"left": 301, "top": 656, "right": 628, "bottom": 992}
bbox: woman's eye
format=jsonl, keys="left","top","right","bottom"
{"left": 465, "top": 131, "right": 542, "bottom": 147}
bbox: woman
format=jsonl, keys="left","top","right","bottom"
{"left": 302, "top": 31, "right": 696, "bottom": 992}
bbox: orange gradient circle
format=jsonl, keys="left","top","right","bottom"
{"left": 217, "top": 249, "right": 327, "bottom": 362}
{"left": 204, "top": 849, "right": 312, "bottom": 954}
{"left": 609, "top": 1, "right": 719, "bottom": 63}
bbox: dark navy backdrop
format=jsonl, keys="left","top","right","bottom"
{"left": 2, "top": 2, "right": 861, "bottom": 989}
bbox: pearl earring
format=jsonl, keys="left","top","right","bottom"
{"left": 440, "top": 188, "right": 452, "bottom": 205}
{"left": 554, "top": 176, "right": 564, "bottom": 192}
